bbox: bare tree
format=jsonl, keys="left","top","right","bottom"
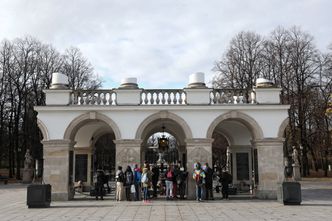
{"left": 213, "top": 26, "right": 329, "bottom": 177}
{"left": 213, "top": 31, "right": 264, "bottom": 90}
{"left": 0, "top": 37, "right": 103, "bottom": 179}
{"left": 62, "top": 47, "right": 102, "bottom": 90}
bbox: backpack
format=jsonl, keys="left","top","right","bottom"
{"left": 135, "top": 171, "right": 142, "bottom": 183}
{"left": 195, "top": 171, "right": 202, "bottom": 185}
{"left": 97, "top": 171, "right": 105, "bottom": 184}
{"left": 117, "top": 171, "right": 125, "bottom": 183}
{"left": 141, "top": 173, "right": 149, "bottom": 184}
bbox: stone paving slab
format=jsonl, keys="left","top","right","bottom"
{"left": 0, "top": 180, "right": 331, "bottom": 221}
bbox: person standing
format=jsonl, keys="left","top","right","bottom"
{"left": 124, "top": 165, "right": 134, "bottom": 201}
{"left": 193, "top": 162, "right": 206, "bottom": 202}
{"left": 133, "top": 164, "right": 142, "bottom": 201}
{"left": 95, "top": 169, "right": 105, "bottom": 200}
{"left": 178, "top": 167, "right": 188, "bottom": 199}
{"left": 141, "top": 167, "right": 152, "bottom": 203}
{"left": 172, "top": 165, "right": 179, "bottom": 198}
{"left": 151, "top": 164, "right": 160, "bottom": 198}
{"left": 220, "top": 170, "right": 232, "bottom": 200}
{"left": 165, "top": 166, "right": 174, "bottom": 200}
{"left": 115, "top": 166, "right": 125, "bottom": 201}
{"left": 204, "top": 163, "right": 214, "bottom": 200}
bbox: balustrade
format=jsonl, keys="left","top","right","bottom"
{"left": 140, "top": 89, "right": 187, "bottom": 105}
{"left": 71, "top": 90, "right": 117, "bottom": 105}
{"left": 69, "top": 89, "right": 256, "bottom": 106}
{"left": 210, "top": 89, "right": 256, "bottom": 104}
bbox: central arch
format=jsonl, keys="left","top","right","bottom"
{"left": 135, "top": 111, "right": 193, "bottom": 140}
{"left": 136, "top": 111, "right": 192, "bottom": 165}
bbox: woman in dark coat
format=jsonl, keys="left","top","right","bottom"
{"left": 220, "top": 170, "right": 232, "bottom": 200}
{"left": 124, "top": 166, "right": 134, "bottom": 201}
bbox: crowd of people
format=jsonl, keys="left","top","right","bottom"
{"left": 93, "top": 161, "right": 232, "bottom": 202}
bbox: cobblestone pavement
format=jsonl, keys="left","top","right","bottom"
{"left": 0, "top": 179, "right": 331, "bottom": 221}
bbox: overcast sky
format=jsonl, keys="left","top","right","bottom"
{"left": 0, "top": 0, "right": 331, "bottom": 88}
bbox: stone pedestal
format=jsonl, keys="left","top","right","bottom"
{"left": 114, "top": 139, "right": 142, "bottom": 168}
{"left": 22, "top": 168, "right": 34, "bottom": 184}
{"left": 292, "top": 164, "right": 301, "bottom": 181}
{"left": 42, "top": 139, "right": 75, "bottom": 201}
{"left": 185, "top": 138, "right": 213, "bottom": 199}
{"left": 252, "top": 138, "right": 284, "bottom": 199}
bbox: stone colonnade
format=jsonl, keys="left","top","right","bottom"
{"left": 42, "top": 137, "right": 285, "bottom": 201}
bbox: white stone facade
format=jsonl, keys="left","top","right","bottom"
{"left": 34, "top": 74, "right": 289, "bottom": 201}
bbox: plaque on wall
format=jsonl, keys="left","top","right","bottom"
{"left": 236, "top": 152, "right": 249, "bottom": 180}
{"left": 75, "top": 154, "right": 88, "bottom": 182}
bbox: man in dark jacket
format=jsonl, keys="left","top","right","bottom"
{"left": 151, "top": 164, "right": 160, "bottom": 198}
{"left": 204, "top": 163, "right": 214, "bottom": 200}
{"left": 124, "top": 166, "right": 134, "bottom": 201}
{"left": 178, "top": 167, "right": 188, "bottom": 199}
{"left": 95, "top": 169, "right": 105, "bottom": 200}
{"left": 220, "top": 170, "right": 232, "bottom": 200}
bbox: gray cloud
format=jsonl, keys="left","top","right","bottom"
{"left": 0, "top": 0, "right": 331, "bottom": 88}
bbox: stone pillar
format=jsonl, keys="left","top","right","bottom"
{"left": 185, "top": 138, "right": 213, "bottom": 199}
{"left": 42, "top": 139, "right": 75, "bottom": 201}
{"left": 114, "top": 77, "right": 142, "bottom": 105}
{"left": 252, "top": 138, "right": 284, "bottom": 199}
{"left": 184, "top": 72, "right": 212, "bottom": 105}
{"left": 254, "top": 87, "right": 281, "bottom": 104}
{"left": 114, "top": 139, "right": 142, "bottom": 168}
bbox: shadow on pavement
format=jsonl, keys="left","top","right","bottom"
{"left": 50, "top": 205, "right": 114, "bottom": 208}
{"left": 301, "top": 203, "right": 332, "bottom": 207}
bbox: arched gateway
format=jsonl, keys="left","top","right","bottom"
{"left": 35, "top": 73, "right": 289, "bottom": 200}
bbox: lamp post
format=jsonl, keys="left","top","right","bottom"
{"left": 157, "top": 126, "right": 169, "bottom": 164}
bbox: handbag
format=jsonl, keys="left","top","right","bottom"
{"left": 130, "top": 184, "right": 136, "bottom": 193}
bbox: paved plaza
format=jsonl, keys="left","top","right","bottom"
{"left": 0, "top": 179, "right": 331, "bottom": 221}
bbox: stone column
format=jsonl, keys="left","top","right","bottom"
{"left": 114, "top": 139, "right": 142, "bottom": 168}
{"left": 185, "top": 138, "right": 213, "bottom": 199}
{"left": 42, "top": 139, "right": 75, "bottom": 201}
{"left": 252, "top": 138, "right": 284, "bottom": 199}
